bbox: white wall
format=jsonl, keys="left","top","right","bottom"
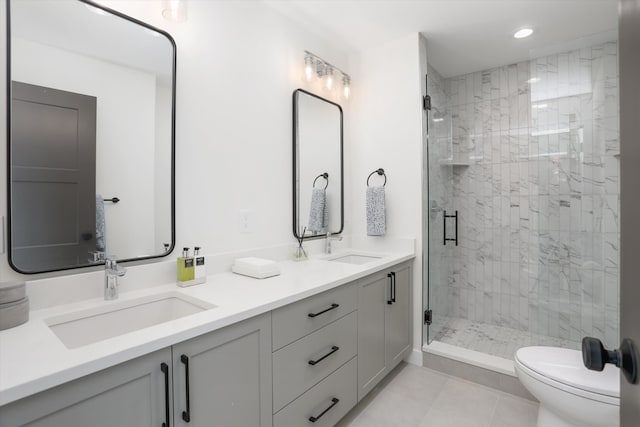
{"left": 1, "top": 0, "right": 429, "bottom": 364}
{"left": 0, "top": 0, "right": 350, "bottom": 280}
{"left": 347, "top": 33, "right": 425, "bottom": 357}
{"left": 154, "top": 82, "right": 172, "bottom": 250}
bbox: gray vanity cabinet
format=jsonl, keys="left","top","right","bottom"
{"left": 356, "top": 270, "right": 389, "bottom": 399}
{"left": 0, "top": 348, "right": 172, "bottom": 427}
{"left": 172, "top": 313, "right": 273, "bottom": 427}
{"left": 0, "top": 260, "right": 413, "bottom": 427}
{"left": 385, "top": 263, "right": 412, "bottom": 369}
{"left": 0, "top": 314, "right": 272, "bottom": 427}
{"left": 271, "top": 284, "right": 358, "bottom": 427}
{"left": 357, "top": 261, "right": 412, "bottom": 401}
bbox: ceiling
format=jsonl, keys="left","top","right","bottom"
{"left": 265, "top": 0, "right": 619, "bottom": 77}
{"left": 12, "top": 0, "right": 173, "bottom": 83}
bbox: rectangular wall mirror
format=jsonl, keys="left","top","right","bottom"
{"left": 7, "top": 0, "right": 176, "bottom": 273}
{"left": 293, "top": 89, "right": 343, "bottom": 240}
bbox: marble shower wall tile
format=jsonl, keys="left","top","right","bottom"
{"left": 438, "top": 41, "right": 620, "bottom": 348}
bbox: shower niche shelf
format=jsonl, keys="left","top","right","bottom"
{"left": 438, "top": 159, "right": 470, "bottom": 167}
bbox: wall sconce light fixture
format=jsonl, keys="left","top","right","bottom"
{"left": 162, "top": 0, "right": 187, "bottom": 22}
{"left": 342, "top": 75, "right": 351, "bottom": 99}
{"left": 303, "top": 50, "right": 351, "bottom": 100}
{"left": 304, "top": 53, "right": 315, "bottom": 81}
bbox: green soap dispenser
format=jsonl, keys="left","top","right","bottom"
{"left": 177, "top": 247, "right": 195, "bottom": 286}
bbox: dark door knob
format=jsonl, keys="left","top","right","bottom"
{"left": 582, "top": 337, "right": 638, "bottom": 384}
{"left": 81, "top": 232, "right": 93, "bottom": 241}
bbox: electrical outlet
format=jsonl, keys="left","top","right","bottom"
{"left": 239, "top": 209, "right": 252, "bottom": 233}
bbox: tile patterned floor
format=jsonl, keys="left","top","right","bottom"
{"left": 337, "top": 363, "right": 538, "bottom": 427}
{"left": 431, "top": 316, "right": 581, "bottom": 360}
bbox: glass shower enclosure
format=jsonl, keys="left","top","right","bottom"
{"left": 424, "top": 39, "right": 621, "bottom": 361}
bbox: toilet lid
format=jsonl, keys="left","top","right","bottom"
{"left": 515, "top": 346, "right": 620, "bottom": 398}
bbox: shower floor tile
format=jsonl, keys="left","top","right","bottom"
{"left": 431, "top": 317, "right": 581, "bottom": 360}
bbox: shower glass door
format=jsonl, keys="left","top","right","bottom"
{"left": 424, "top": 71, "right": 454, "bottom": 345}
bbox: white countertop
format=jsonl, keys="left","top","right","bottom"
{"left": 0, "top": 249, "right": 414, "bottom": 406}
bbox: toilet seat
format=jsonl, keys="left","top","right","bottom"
{"left": 515, "top": 346, "right": 619, "bottom": 406}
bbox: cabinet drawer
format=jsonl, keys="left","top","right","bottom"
{"left": 274, "top": 357, "right": 357, "bottom": 427}
{"left": 272, "top": 283, "right": 356, "bottom": 351}
{"left": 273, "top": 311, "right": 357, "bottom": 412}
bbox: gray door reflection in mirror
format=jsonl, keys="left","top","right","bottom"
{"left": 7, "top": 0, "right": 176, "bottom": 273}
{"left": 11, "top": 82, "right": 97, "bottom": 272}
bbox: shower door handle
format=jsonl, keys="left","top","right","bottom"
{"left": 443, "top": 210, "right": 459, "bottom": 246}
{"left": 454, "top": 211, "right": 458, "bottom": 246}
{"left": 443, "top": 210, "right": 447, "bottom": 246}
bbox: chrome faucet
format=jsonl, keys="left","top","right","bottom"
{"left": 325, "top": 232, "right": 343, "bottom": 254}
{"left": 104, "top": 256, "right": 127, "bottom": 300}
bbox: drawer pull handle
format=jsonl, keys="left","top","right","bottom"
{"left": 308, "top": 397, "right": 340, "bottom": 423}
{"left": 387, "top": 273, "right": 393, "bottom": 305}
{"left": 181, "top": 355, "right": 191, "bottom": 423}
{"left": 161, "top": 363, "right": 170, "bottom": 427}
{"left": 308, "top": 303, "right": 340, "bottom": 318}
{"left": 308, "top": 346, "right": 340, "bottom": 366}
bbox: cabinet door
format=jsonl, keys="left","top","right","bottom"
{"left": 356, "top": 271, "right": 390, "bottom": 401}
{"left": 386, "top": 263, "right": 412, "bottom": 370}
{"left": 0, "top": 348, "right": 172, "bottom": 427}
{"left": 172, "top": 313, "right": 272, "bottom": 427}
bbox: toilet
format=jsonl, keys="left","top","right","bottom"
{"left": 514, "top": 346, "right": 620, "bottom": 427}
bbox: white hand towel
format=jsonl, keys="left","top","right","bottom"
{"left": 308, "top": 188, "right": 326, "bottom": 233}
{"left": 366, "top": 186, "right": 386, "bottom": 236}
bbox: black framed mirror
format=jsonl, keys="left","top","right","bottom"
{"left": 293, "top": 89, "right": 343, "bottom": 240}
{"left": 6, "top": 0, "right": 176, "bottom": 273}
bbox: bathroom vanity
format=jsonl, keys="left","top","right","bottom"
{"left": 0, "top": 252, "right": 413, "bottom": 427}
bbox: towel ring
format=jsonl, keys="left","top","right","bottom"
{"left": 367, "top": 168, "right": 386, "bottom": 187}
{"left": 313, "top": 173, "right": 329, "bottom": 190}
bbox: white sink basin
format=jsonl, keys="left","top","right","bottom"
{"left": 328, "top": 254, "right": 382, "bottom": 265}
{"left": 46, "top": 292, "right": 215, "bottom": 349}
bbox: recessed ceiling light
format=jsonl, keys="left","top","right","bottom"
{"left": 514, "top": 28, "right": 534, "bottom": 39}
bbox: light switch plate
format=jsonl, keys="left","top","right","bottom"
{"left": 239, "top": 209, "right": 252, "bottom": 233}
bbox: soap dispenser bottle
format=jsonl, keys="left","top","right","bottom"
{"left": 194, "top": 246, "right": 206, "bottom": 285}
{"left": 177, "top": 247, "right": 195, "bottom": 286}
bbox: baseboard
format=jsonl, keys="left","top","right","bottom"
{"left": 404, "top": 348, "right": 423, "bottom": 366}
